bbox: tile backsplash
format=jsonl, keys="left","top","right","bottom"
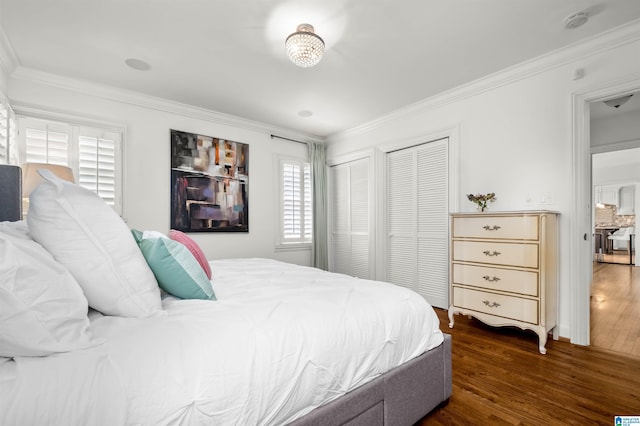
{"left": 595, "top": 204, "right": 635, "bottom": 227}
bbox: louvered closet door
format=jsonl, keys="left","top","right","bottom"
{"left": 329, "top": 158, "right": 371, "bottom": 279}
{"left": 387, "top": 138, "right": 449, "bottom": 308}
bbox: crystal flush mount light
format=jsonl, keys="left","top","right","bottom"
{"left": 285, "top": 23, "right": 325, "bottom": 68}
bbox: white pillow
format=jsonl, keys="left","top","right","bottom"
{"left": 0, "top": 221, "right": 101, "bottom": 357}
{"left": 27, "top": 169, "right": 163, "bottom": 317}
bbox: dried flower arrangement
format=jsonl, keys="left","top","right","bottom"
{"left": 467, "top": 193, "right": 496, "bottom": 212}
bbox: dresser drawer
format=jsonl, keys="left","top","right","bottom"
{"left": 452, "top": 215, "right": 539, "bottom": 240}
{"left": 452, "top": 263, "right": 538, "bottom": 296}
{"left": 453, "top": 287, "right": 538, "bottom": 324}
{"left": 453, "top": 240, "right": 538, "bottom": 268}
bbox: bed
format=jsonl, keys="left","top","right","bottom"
{"left": 0, "top": 164, "right": 451, "bottom": 425}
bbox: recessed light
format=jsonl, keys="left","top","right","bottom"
{"left": 298, "top": 110, "right": 313, "bottom": 118}
{"left": 563, "top": 11, "right": 589, "bottom": 30}
{"left": 125, "top": 58, "right": 152, "bottom": 71}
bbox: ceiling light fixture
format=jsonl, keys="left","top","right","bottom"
{"left": 603, "top": 94, "right": 633, "bottom": 109}
{"left": 285, "top": 24, "right": 324, "bottom": 68}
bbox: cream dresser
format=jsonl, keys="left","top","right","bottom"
{"left": 448, "top": 211, "right": 559, "bottom": 354}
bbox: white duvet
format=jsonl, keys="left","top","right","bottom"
{"left": 0, "top": 258, "right": 444, "bottom": 425}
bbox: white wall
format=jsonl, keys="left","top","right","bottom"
{"left": 591, "top": 109, "right": 640, "bottom": 148}
{"left": 326, "top": 26, "right": 640, "bottom": 339}
{"left": 7, "top": 73, "right": 313, "bottom": 266}
{"left": 0, "top": 68, "right": 6, "bottom": 93}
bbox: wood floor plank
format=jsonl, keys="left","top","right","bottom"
{"left": 591, "top": 262, "right": 640, "bottom": 357}
{"left": 419, "top": 308, "right": 640, "bottom": 425}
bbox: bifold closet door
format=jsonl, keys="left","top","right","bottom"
{"left": 329, "top": 157, "right": 371, "bottom": 279}
{"left": 386, "top": 138, "right": 449, "bottom": 308}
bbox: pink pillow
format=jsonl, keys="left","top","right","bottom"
{"left": 168, "top": 230, "right": 212, "bottom": 279}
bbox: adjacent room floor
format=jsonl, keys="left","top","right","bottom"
{"left": 591, "top": 261, "right": 640, "bottom": 357}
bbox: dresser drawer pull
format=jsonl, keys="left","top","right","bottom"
{"left": 482, "top": 250, "right": 501, "bottom": 257}
{"left": 482, "top": 275, "right": 501, "bottom": 282}
{"left": 482, "top": 225, "right": 501, "bottom": 231}
{"left": 483, "top": 300, "right": 501, "bottom": 308}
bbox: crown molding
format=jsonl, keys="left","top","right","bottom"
{"left": 9, "top": 66, "right": 324, "bottom": 144}
{"left": 330, "top": 18, "right": 640, "bottom": 141}
{"left": 0, "top": 24, "right": 18, "bottom": 77}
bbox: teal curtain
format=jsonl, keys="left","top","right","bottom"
{"left": 309, "top": 142, "right": 328, "bottom": 270}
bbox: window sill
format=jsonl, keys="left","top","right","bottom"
{"left": 275, "top": 243, "right": 312, "bottom": 252}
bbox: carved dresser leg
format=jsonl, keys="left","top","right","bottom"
{"left": 448, "top": 306, "right": 455, "bottom": 328}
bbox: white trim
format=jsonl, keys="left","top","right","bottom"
{"left": 12, "top": 103, "right": 125, "bottom": 133}
{"left": 326, "top": 147, "right": 376, "bottom": 167}
{"left": 590, "top": 138, "right": 640, "bottom": 154}
{"left": 10, "top": 66, "right": 325, "bottom": 144}
{"left": 332, "top": 19, "right": 640, "bottom": 140}
{"left": 0, "top": 24, "right": 18, "bottom": 77}
{"left": 571, "top": 76, "right": 640, "bottom": 346}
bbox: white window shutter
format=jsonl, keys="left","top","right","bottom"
{"left": 279, "top": 158, "right": 312, "bottom": 245}
{"left": 19, "top": 117, "right": 122, "bottom": 214}
{"left": 24, "top": 122, "right": 70, "bottom": 166}
{"left": 78, "top": 133, "right": 117, "bottom": 208}
{"left": 0, "top": 102, "right": 8, "bottom": 164}
{"left": 303, "top": 163, "right": 312, "bottom": 240}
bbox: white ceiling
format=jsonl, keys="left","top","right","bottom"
{"left": 1, "top": 0, "right": 640, "bottom": 138}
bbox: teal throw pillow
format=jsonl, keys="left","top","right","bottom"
{"left": 133, "top": 230, "right": 216, "bottom": 300}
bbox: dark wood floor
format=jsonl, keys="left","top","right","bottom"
{"left": 419, "top": 308, "right": 640, "bottom": 425}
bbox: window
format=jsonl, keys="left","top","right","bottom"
{"left": 0, "top": 96, "right": 17, "bottom": 165}
{"left": 18, "top": 117, "right": 123, "bottom": 214}
{"left": 278, "top": 157, "right": 312, "bottom": 247}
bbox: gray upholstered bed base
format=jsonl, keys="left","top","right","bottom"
{"left": 290, "top": 334, "right": 452, "bottom": 426}
{"left": 0, "top": 164, "right": 452, "bottom": 425}
{"left": 0, "top": 164, "right": 22, "bottom": 222}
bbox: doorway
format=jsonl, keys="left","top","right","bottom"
{"left": 591, "top": 149, "right": 639, "bottom": 266}
{"left": 571, "top": 79, "right": 640, "bottom": 348}
{"left": 588, "top": 92, "right": 640, "bottom": 356}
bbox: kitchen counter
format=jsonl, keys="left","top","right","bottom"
{"left": 594, "top": 226, "right": 619, "bottom": 256}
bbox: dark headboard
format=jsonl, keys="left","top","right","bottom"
{"left": 0, "top": 164, "right": 22, "bottom": 222}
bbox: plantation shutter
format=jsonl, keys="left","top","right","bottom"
{"left": 303, "top": 162, "right": 312, "bottom": 241}
{"left": 0, "top": 97, "right": 17, "bottom": 165}
{"left": 24, "top": 124, "right": 70, "bottom": 166}
{"left": 19, "top": 117, "right": 122, "bottom": 214}
{"left": 386, "top": 138, "right": 449, "bottom": 308}
{"left": 280, "top": 158, "right": 312, "bottom": 244}
{"left": 78, "top": 130, "right": 117, "bottom": 208}
{"left": 329, "top": 157, "right": 371, "bottom": 279}
{"left": 283, "top": 161, "right": 301, "bottom": 239}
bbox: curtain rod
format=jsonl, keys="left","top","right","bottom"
{"left": 270, "top": 134, "right": 309, "bottom": 145}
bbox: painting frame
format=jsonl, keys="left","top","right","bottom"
{"left": 170, "top": 129, "right": 249, "bottom": 233}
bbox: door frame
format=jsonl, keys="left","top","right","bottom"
{"left": 571, "top": 77, "right": 640, "bottom": 345}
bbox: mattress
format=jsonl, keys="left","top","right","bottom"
{"left": 0, "top": 258, "right": 444, "bottom": 425}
